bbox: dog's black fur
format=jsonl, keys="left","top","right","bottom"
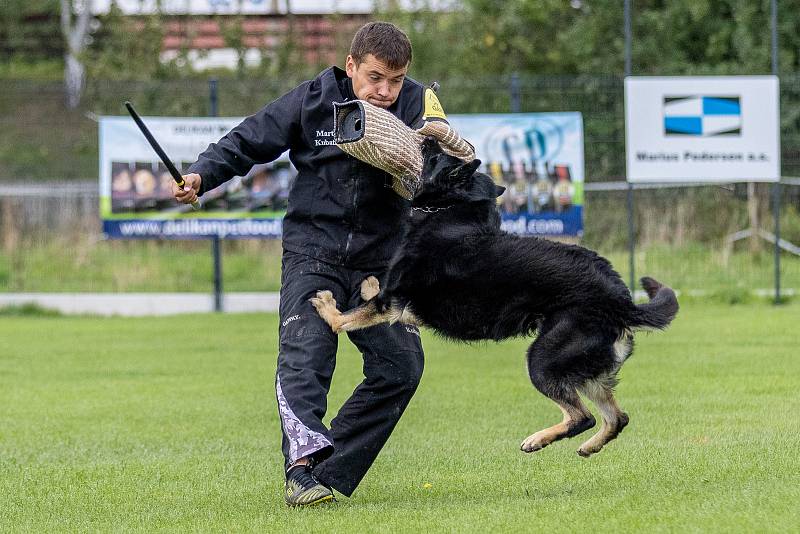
{"left": 311, "top": 136, "right": 679, "bottom": 457}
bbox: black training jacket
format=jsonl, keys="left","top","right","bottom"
{"left": 188, "top": 66, "right": 427, "bottom": 269}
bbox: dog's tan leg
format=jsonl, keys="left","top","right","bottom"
{"left": 309, "top": 290, "right": 346, "bottom": 332}
{"left": 309, "top": 290, "right": 395, "bottom": 333}
{"left": 520, "top": 396, "right": 595, "bottom": 453}
{"left": 337, "top": 300, "right": 391, "bottom": 332}
{"left": 360, "top": 276, "right": 380, "bottom": 300}
{"left": 398, "top": 305, "right": 421, "bottom": 325}
{"left": 576, "top": 379, "right": 629, "bottom": 457}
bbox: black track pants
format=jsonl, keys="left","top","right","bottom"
{"left": 275, "top": 250, "right": 424, "bottom": 497}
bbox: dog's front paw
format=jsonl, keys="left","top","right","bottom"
{"left": 360, "top": 276, "right": 380, "bottom": 301}
{"left": 309, "top": 290, "right": 342, "bottom": 333}
{"left": 309, "top": 289, "right": 335, "bottom": 309}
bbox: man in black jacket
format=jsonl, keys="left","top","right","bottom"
{"left": 175, "top": 22, "right": 444, "bottom": 506}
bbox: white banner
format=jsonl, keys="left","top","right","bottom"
{"left": 625, "top": 76, "right": 780, "bottom": 183}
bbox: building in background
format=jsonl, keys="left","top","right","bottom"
{"left": 89, "top": 1, "right": 376, "bottom": 69}
{"left": 88, "top": 1, "right": 452, "bottom": 70}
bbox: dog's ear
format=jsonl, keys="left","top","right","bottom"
{"left": 461, "top": 159, "right": 481, "bottom": 176}
{"left": 421, "top": 135, "right": 442, "bottom": 154}
{"left": 449, "top": 159, "right": 481, "bottom": 182}
{"left": 494, "top": 184, "right": 506, "bottom": 197}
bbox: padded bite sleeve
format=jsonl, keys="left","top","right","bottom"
{"left": 334, "top": 100, "right": 475, "bottom": 199}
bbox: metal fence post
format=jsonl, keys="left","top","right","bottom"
{"left": 624, "top": 0, "right": 636, "bottom": 294}
{"left": 209, "top": 78, "right": 219, "bottom": 117}
{"left": 626, "top": 184, "right": 635, "bottom": 293}
{"left": 771, "top": 0, "right": 781, "bottom": 304}
{"left": 212, "top": 235, "right": 223, "bottom": 312}
{"left": 209, "top": 77, "right": 223, "bottom": 312}
{"left": 510, "top": 72, "right": 521, "bottom": 113}
{"left": 773, "top": 183, "right": 782, "bottom": 303}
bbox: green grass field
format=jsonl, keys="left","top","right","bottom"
{"left": 1, "top": 302, "right": 798, "bottom": 532}
{"left": 2, "top": 238, "right": 799, "bottom": 296}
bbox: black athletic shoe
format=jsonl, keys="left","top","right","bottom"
{"left": 284, "top": 464, "right": 335, "bottom": 507}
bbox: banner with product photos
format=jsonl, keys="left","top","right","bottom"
{"left": 447, "top": 112, "right": 584, "bottom": 237}
{"left": 99, "top": 112, "right": 583, "bottom": 239}
{"left": 100, "top": 115, "right": 289, "bottom": 239}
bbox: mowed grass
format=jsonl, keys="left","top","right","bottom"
{"left": 1, "top": 303, "right": 798, "bottom": 532}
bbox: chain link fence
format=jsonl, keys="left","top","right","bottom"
{"left": 1, "top": 75, "right": 799, "bottom": 298}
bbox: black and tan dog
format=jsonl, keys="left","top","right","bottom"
{"left": 311, "top": 137, "right": 678, "bottom": 457}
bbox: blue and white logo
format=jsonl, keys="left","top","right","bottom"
{"left": 663, "top": 96, "right": 741, "bottom": 137}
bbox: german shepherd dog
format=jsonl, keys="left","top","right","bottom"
{"left": 311, "top": 137, "right": 679, "bottom": 457}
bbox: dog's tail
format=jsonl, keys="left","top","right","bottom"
{"left": 629, "top": 277, "right": 679, "bottom": 330}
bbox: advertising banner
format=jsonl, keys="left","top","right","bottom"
{"left": 625, "top": 76, "right": 780, "bottom": 183}
{"left": 100, "top": 112, "right": 584, "bottom": 238}
{"left": 448, "top": 113, "right": 584, "bottom": 237}
{"left": 100, "top": 115, "right": 290, "bottom": 239}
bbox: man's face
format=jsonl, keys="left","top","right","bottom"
{"left": 345, "top": 53, "right": 408, "bottom": 109}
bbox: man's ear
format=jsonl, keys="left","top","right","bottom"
{"left": 495, "top": 184, "right": 506, "bottom": 197}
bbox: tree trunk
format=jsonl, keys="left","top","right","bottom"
{"left": 64, "top": 53, "right": 85, "bottom": 109}
{"left": 60, "top": 0, "right": 91, "bottom": 109}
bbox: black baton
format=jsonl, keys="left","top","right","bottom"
{"left": 124, "top": 101, "right": 200, "bottom": 210}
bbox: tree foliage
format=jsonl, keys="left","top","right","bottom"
{"left": 0, "top": 0, "right": 62, "bottom": 78}
{"left": 2, "top": 0, "right": 799, "bottom": 81}
{"left": 84, "top": 6, "right": 170, "bottom": 80}
{"left": 378, "top": 0, "right": 797, "bottom": 78}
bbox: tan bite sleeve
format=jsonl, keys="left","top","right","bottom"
{"left": 334, "top": 100, "right": 475, "bottom": 200}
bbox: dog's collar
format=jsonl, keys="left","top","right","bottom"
{"left": 411, "top": 205, "right": 453, "bottom": 214}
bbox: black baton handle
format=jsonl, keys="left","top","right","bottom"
{"left": 124, "top": 101, "right": 200, "bottom": 210}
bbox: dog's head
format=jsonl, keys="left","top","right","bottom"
{"left": 413, "top": 137, "right": 505, "bottom": 206}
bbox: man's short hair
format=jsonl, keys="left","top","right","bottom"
{"left": 349, "top": 22, "right": 412, "bottom": 69}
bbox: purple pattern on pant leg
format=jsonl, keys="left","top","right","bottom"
{"left": 276, "top": 375, "right": 332, "bottom": 463}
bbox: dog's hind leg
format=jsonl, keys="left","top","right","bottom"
{"left": 575, "top": 336, "right": 633, "bottom": 457}
{"left": 520, "top": 390, "right": 595, "bottom": 453}
{"left": 576, "top": 376, "right": 629, "bottom": 457}
{"left": 521, "top": 323, "right": 597, "bottom": 453}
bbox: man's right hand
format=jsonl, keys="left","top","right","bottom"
{"left": 173, "top": 173, "right": 202, "bottom": 205}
